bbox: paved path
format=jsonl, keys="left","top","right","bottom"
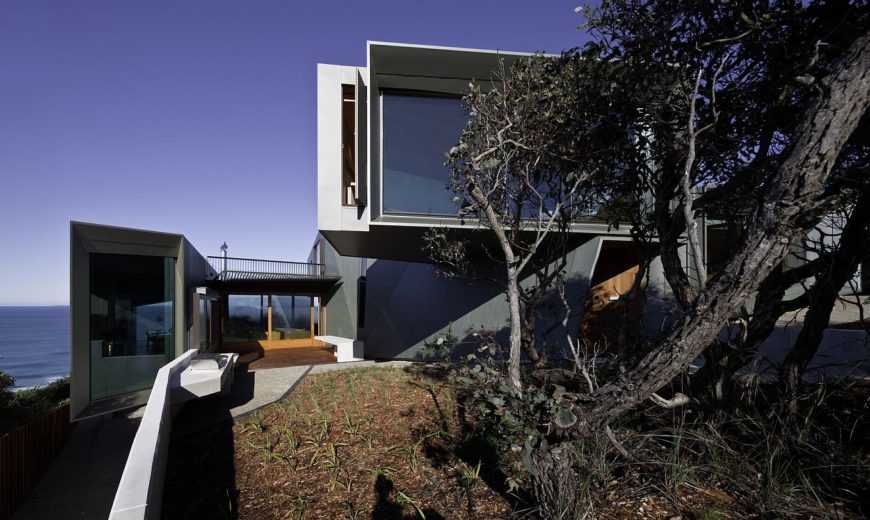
{"left": 172, "top": 359, "right": 411, "bottom": 437}
{"left": 12, "top": 359, "right": 411, "bottom": 519}
{"left": 12, "top": 411, "right": 141, "bottom": 519}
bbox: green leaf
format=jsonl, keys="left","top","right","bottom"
{"left": 553, "top": 406, "right": 577, "bottom": 429}
{"left": 489, "top": 396, "right": 505, "bottom": 408}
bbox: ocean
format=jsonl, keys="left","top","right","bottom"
{"left": 0, "top": 306, "right": 70, "bottom": 389}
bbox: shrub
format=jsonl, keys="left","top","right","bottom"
{"left": 0, "top": 370, "right": 70, "bottom": 434}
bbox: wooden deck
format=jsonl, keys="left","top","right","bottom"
{"left": 238, "top": 346, "right": 337, "bottom": 371}
{"left": 223, "top": 338, "right": 326, "bottom": 351}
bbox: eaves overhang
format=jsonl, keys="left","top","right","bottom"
{"left": 206, "top": 274, "right": 342, "bottom": 295}
{"left": 368, "top": 41, "right": 549, "bottom": 87}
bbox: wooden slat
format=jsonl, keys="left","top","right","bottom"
{"left": 0, "top": 403, "right": 74, "bottom": 520}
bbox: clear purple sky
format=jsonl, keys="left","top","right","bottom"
{"left": 0, "top": 1, "right": 589, "bottom": 305}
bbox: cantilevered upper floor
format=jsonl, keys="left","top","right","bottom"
{"left": 317, "top": 41, "right": 632, "bottom": 261}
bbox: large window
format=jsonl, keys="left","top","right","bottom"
{"left": 223, "top": 294, "right": 317, "bottom": 346}
{"left": 271, "top": 296, "right": 312, "bottom": 339}
{"left": 89, "top": 253, "right": 175, "bottom": 400}
{"left": 224, "top": 295, "right": 268, "bottom": 344}
{"left": 382, "top": 92, "right": 468, "bottom": 215}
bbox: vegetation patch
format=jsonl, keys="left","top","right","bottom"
{"left": 444, "top": 354, "right": 870, "bottom": 518}
{"left": 165, "top": 366, "right": 513, "bottom": 519}
{"left": 0, "top": 370, "right": 70, "bottom": 435}
{"left": 163, "top": 365, "right": 870, "bottom": 518}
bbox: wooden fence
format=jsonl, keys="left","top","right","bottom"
{"left": 0, "top": 403, "right": 74, "bottom": 520}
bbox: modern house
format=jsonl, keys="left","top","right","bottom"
{"left": 310, "top": 41, "right": 683, "bottom": 360}
{"left": 69, "top": 41, "right": 864, "bottom": 422}
{"left": 69, "top": 222, "right": 340, "bottom": 420}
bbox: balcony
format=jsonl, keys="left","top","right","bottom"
{"left": 206, "top": 256, "right": 340, "bottom": 294}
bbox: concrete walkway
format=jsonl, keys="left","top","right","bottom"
{"left": 12, "top": 410, "right": 141, "bottom": 519}
{"left": 11, "top": 359, "right": 412, "bottom": 519}
{"left": 172, "top": 359, "right": 411, "bottom": 437}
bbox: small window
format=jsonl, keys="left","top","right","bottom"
{"left": 342, "top": 85, "right": 356, "bottom": 206}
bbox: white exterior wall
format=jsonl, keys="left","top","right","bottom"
{"left": 317, "top": 63, "right": 371, "bottom": 234}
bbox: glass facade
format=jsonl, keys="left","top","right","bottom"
{"left": 382, "top": 92, "right": 467, "bottom": 215}
{"left": 271, "top": 295, "right": 312, "bottom": 340}
{"left": 89, "top": 253, "right": 175, "bottom": 401}
{"left": 198, "top": 297, "right": 218, "bottom": 352}
{"left": 225, "top": 295, "right": 268, "bottom": 344}
{"left": 223, "top": 294, "right": 315, "bottom": 345}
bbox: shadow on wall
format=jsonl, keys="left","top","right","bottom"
{"left": 358, "top": 232, "right": 682, "bottom": 361}
{"left": 434, "top": 272, "right": 678, "bottom": 362}
{"left": 746, "top": 325, "right": 870, "bottom": 381}
{"left": 360, "top": 259, "right": 506, "bottom": 359}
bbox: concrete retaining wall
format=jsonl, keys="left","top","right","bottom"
{"left": 108, "top": 349, "right": 198, "bottom": 520}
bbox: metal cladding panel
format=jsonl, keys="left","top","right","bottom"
{"left": 355, "top": 69, "right": 368, "bottom": 206}
{"left": 367, "top": 61, "right": 381, "bottom": 221}
{"left": 317, "top": 64, "right": 343, "bottom": 232}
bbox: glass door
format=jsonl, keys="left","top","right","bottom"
{"left": 270, "top": 295, "right": 313, "bottom": 347}
{"left": 224, "top": 295, "right": 269, "bottom": 351}
{"left": 197, "top": 295, "right": 220, "bottom": 352}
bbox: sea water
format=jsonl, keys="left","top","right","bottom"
{"left": 0, "top": 306, "right": 69, "bottom": 389}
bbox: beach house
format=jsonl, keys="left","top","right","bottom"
{"left": 69, "top": 41, "right": 864, "bottom": 421}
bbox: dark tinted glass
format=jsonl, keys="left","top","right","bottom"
{"left": 89, "top": 253, "right": 174, "bottom": 400}
{"left": 89, "top": 254, "right": 174, "bottom": 358}
{"left": 382, "top": 93, "right": 467, "bottom": 215}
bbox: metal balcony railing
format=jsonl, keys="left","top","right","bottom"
{"left": 207, "top": 256, "right": 326, "bottom": 281}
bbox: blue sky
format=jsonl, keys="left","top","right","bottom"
{"left": 0, "top": 1, "right": 588, "bottom": 305}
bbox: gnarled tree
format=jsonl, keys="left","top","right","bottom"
{"left": 443, "top": 0, "right": 869, "bottom": 431}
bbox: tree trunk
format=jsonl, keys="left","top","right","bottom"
{"left": 468, "top": 183, "right": 525, "bottom": 392}
{"left": 781, "top": 187, "right": 870, "bottom": 402}
{"left": 654, "top": 171, "right": 698, "bottom": 310}
{"left": 521, "top": 295, "right": 543, "bottom": 365}
{"left": 507, "top": 268, "right": 524, "bottom": 391}
{"left": 706, "top": 340, "right": 735, "bottom": 410}
{"left": 576, "top": 32, "right": 870, "bottom": 433}
{"left": 745, "top": 268, "right": 790, "bottom": 351}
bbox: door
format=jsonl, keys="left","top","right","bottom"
{"left": 580, "top": 241, "right": 645, "bottom": 351}
{"left": 193, "top": 291, "right": 220, "bottom": 352}
{"left": 270, "top": 295, "right": 314, "bottom": 348}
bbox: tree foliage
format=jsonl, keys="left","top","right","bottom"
{"left": 436, "top": 0, "right": 869, "bottom": 443}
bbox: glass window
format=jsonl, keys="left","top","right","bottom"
{"left": 271, "top": 295, "right": 312, "bottom": 340}
{"left": 225, "top": 295, "right": 268, "bottom": 344}
{"left": 198, "top": 298, "right": 216, "bottom": 351}
{"left": 89, "top": 253, "right": 174, "bottom": 400}
{"left": 382, "top": 92, "right": 467, "bottom": 215}
{"left": 342, "top": 85, "right": 356, "bottom": 206}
